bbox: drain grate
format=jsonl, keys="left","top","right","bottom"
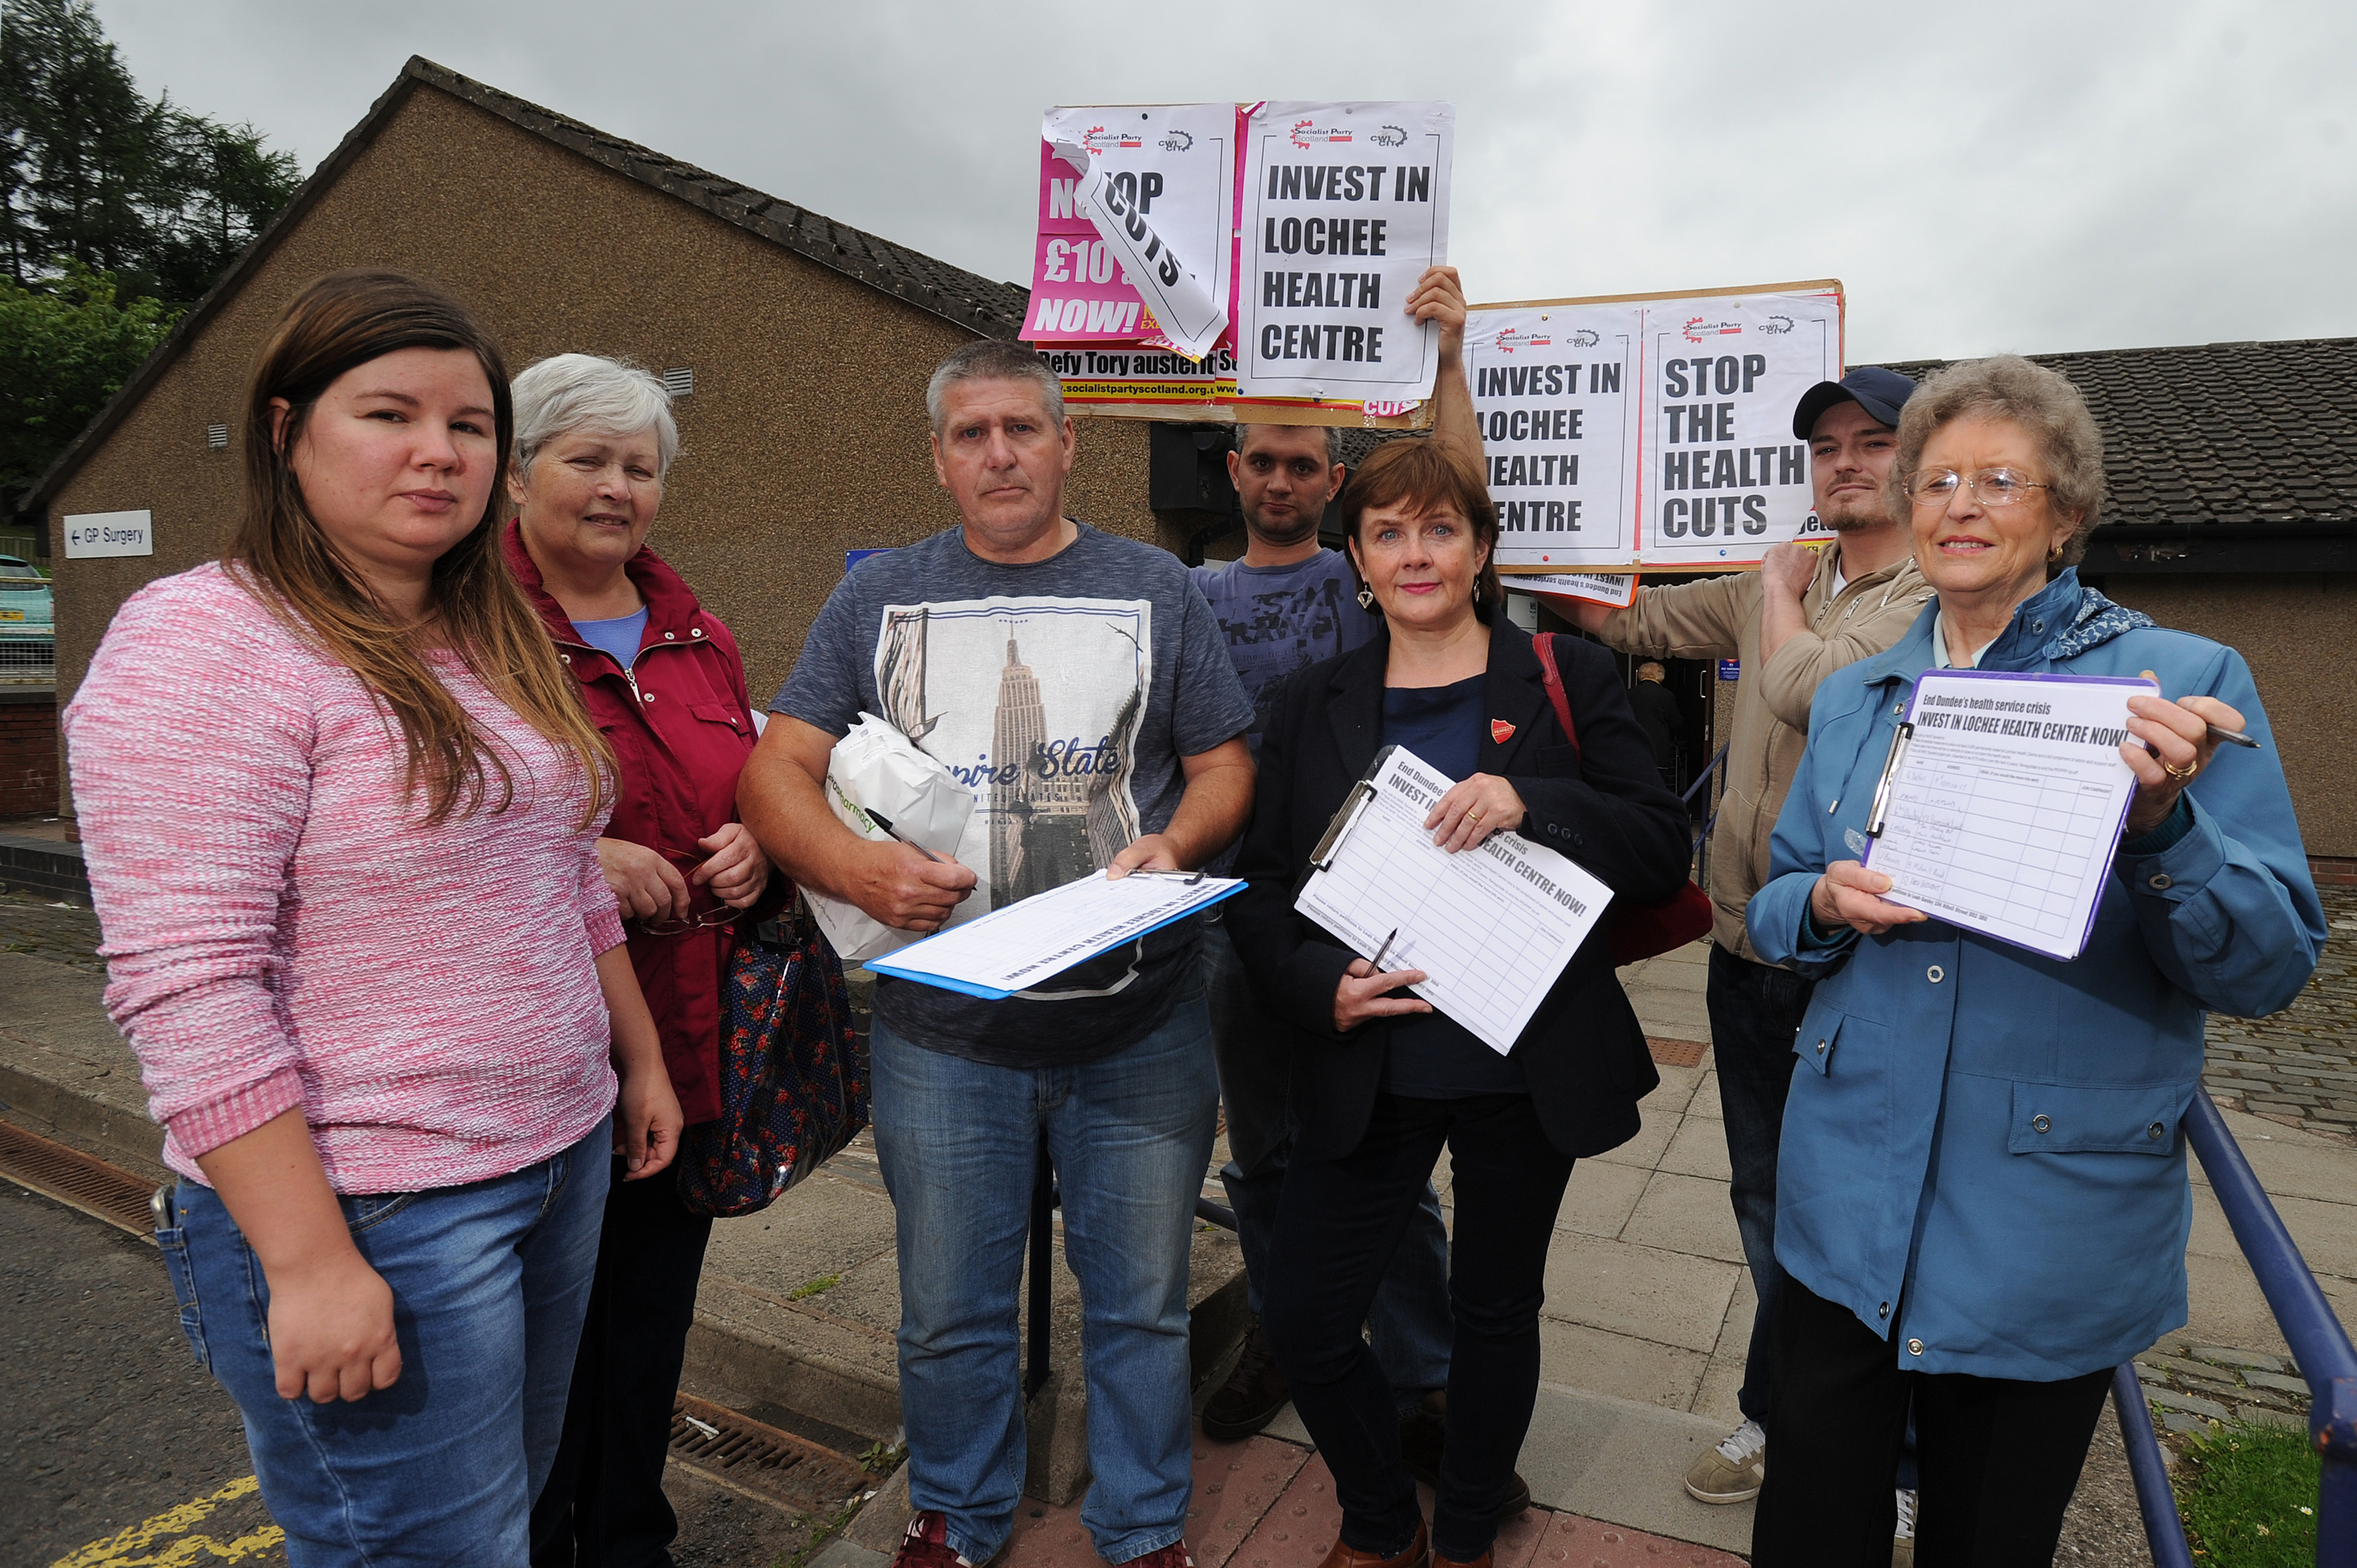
{"left": 0, "top": 1118, "right": 160, "bottom": 1238}
{"left": 668, "top": 1392, "right": 871, "bottom": 1511}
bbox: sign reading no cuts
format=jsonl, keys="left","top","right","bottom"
{"left": 62, "top": 509, "right": 154, "bottom": 558}
{"left": 1470, "top": 283, "right": 1843, "bottom": 571}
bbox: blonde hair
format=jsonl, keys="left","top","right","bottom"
{"left": 230, "top": 269, "right": 612, "bottom": 827}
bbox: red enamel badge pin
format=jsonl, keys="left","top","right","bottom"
{"left": 1491, "top": 719, "right": 1515, "bottom": 744}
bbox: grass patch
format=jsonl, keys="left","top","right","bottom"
{"left": 2177, "top": 1421, "right": 2320, "bottom": 1564}
{"left": 786, "top": 1273, "right": 842, "bottom": 1302}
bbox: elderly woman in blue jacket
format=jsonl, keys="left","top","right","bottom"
{"left": 1743, "top": 355, "right": 2323, "bottom": 1568}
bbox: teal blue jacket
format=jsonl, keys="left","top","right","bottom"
{"left": 1746, "top": 571, "right": 2323, "bottom": 1381}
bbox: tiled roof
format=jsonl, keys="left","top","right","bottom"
{"left": 17, "top": 57, "right": 1030, "bottom": 517}
{"left": 1879, "top": 338, "right": 2357, "bottom": 528}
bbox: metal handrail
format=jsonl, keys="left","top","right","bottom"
{"left": 2114, "top": 1090, "right": 2357, "bottom": 1566}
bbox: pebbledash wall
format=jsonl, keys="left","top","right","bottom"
{"left": 22, "top": 59, "right": 1168, "bottom": 820}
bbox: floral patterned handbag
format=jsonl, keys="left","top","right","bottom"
{"left": 676, "top": 903, "right": 868, "bottom": 1217}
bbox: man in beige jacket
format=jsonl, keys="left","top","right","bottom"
{"left": 1560, "top": 367, "right": 1931, "bottom": 1512}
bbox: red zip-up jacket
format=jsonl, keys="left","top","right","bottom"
{"left": 505, "top": 520, "right": 760, "bottom": 1126}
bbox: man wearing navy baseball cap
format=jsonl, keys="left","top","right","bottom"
{"left": 1560, "top": 366, "right": 1934, "bottom": 1524}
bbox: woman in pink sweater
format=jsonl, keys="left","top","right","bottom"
{"left": 65, "top": 269, "right": 682, "bottom": 1567}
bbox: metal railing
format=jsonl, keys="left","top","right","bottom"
{"left": 2115, "top": 1090, "right": 2357, "bottom": 1567}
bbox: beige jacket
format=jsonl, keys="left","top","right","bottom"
{"left": 1593, "top": 548, "right": 1934, "bottom": 963}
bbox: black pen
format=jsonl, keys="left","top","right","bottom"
{"left": 1369, "top": 928, "right": 1399, "bottom": 971}
{"left": 864, "top": 809, "right": 945, "bottom": 864}
{"left": 2206, "top": 723, "right": 2260, "bottom": 751}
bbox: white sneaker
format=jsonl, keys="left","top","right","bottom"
{"left": 1892, "top": 1487, "right": 1917, "bottom": 1567}
{"left": 1682, "top": 1418, "right": 1767, "bottom": 1503}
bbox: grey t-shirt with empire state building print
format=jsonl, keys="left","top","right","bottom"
{"left": 774, "top": 523, "right": 1254, "bottom": 1069}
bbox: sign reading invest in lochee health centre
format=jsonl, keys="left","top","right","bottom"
{"left": 1025, "top": 100, "right": 1450, "bottom": 427}
{"left": 1471, "top": 281, "right": 1843, "bottom": 572}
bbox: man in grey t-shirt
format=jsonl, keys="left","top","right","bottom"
{"left": 745, "top": 341, "right": 1253, "bottom": 1568}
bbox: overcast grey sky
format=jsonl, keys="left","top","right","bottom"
{"left": 92, "top": 0, "right": 2356, "bottom": 365}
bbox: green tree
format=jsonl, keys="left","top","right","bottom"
{"left": 0, "top": 262, "right": 176, "bottom": 499}
{"left": 0, "top": 0, "right": 301, "bottom": 301}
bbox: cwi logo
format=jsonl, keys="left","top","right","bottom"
{"left": 1157, "top": 129, "right": 1194, "bottom": 152}
{"left": 1290, "top": 118, "right": 1353, "bottom": 149}
{"left": 1080, "top": 125, "right": 1143, "bottom": 155}
{"left": 1760, "top": 314, "right": 1794, "bottom": 335}
{"left": 1683, "top": 317, "right": 1743, "bottom": 342}
{"left": 1571, "top": 328, "right": 1600, "bottom": 348}
{"left": 1368, "top": 123, "right": 1409, "bottom": 147}
{"left": 1491, "top": 327, "right": 1552, "bottom": 355}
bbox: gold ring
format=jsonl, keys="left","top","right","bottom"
{"left": 2164, "top": 759, "right": 2197, "bottom": 783}
{"left": 1467, "top": 809, "right": 1484, "bottom": 824}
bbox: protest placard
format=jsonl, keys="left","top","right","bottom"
{"left": 1468, "top": 280, "right": 1843, "bottom": 571}
{"left": 1506, "top": 572, "right": 1639, "bottom": 609}
{"left": 1028, "top": 106, "right": 1234, "bottom": 361}
{"left": 1236, "top": 102, "right": 1454, "bottom": 406}
{"left": 1465, "top": 303, "right": 1642, "bottom": 570}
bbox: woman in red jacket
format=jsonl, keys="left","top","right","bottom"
{"left": 502, "top": 353, "right": 770, "bottom": 1568}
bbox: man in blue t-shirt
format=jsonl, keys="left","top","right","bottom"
{"left": 744, "top": 340, "right": 1255, "bottom": 1568}
{"left": 1191, "top": 269, "right": 1518, "bottom": 1512}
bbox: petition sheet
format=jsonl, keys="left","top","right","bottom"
{"left": 1863, "top": 670, "right": 2152, "bottom": 960}
{"left": 868, "top": 870, "right": 1241, "bottom": 1000}
{"left": 1296, "top": 747, "right": 1611, "bottom": 1055}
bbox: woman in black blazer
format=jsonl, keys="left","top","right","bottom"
{"left": 1230, "top": 436, "right": 1690, "bottom": 1568}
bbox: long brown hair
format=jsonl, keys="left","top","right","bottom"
{"left": 229, "top": 269, "right": 611, "bottom": 826}
{"left": 1336, "top": 437, "right": 1503, "bottom": 621}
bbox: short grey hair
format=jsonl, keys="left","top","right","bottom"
{"left": 510, "top": 353, "right": 680, "bottom": 481}
{"left": 926, "top": 340, "right": 1065, "bottom": 434}
{"left": 1891, "top": 355, "right": 2106, "bottom": 566}
{"left": 1234, "top": 422, "right": 1339, "bottom": 462}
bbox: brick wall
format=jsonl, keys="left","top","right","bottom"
{"left": 0, "top": 694, "right": 60, "bottom": 817}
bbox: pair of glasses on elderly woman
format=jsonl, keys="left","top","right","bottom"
{"left": 1903, "top": 468, "right": 2052, "bottom": 507}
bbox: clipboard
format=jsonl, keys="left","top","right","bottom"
{"left": 1293, "top": 746, "right": 1613, "bottom": 1055}
{"left": 1858, "top": 668, "right": 2154, "bottom": 960}
{"left": 866, "top": 869, "right": 1243, "bottom": 1000}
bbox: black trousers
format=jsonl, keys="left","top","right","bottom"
{"left": 1262, "top": 1093, "right": 1575, "bottom": 1564}
{"left": 1751, "top": 1274, "right": 2111, "bottom": 1568}
{"left": 530, "top": 1161, "right": 716, "bottom": 1568}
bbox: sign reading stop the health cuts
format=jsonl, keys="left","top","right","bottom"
{"left": 1237, "top": 101, "right": 1454, "bottom": 407}
{"left": 1639, "top": 283, "right": 1843, "bottom": 567}
{"left": 1465, "top": 305, "right": 1643, "bottom": 570}
{"left": 1470, "top": 281, "right": 1843, "bottom": 572}
{"left": 1029, "top": 106, "right": 1237, "bottom": 360}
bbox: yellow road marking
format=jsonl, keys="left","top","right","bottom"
{"left": 51, "top": 1474, "right": 286, "bottom": 1567}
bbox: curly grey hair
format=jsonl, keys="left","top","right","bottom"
{"left": 1890, "top": 354, "right": 2105, "bottom": 568}
{"left": 510, "top": 353, "right": 679, "bottom": 481}
{"left": 925, "top": 340, "right": 1065, "bottom": 435}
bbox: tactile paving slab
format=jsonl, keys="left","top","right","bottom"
{"left": 1519, "top": 1509, "right": 1746, "bottom": 1568}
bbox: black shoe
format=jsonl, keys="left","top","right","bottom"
{"left": 1202, "top": 1319, "right": 1290, "bottom": 1442}
{"left": 1399, "top": 1397, "right": 1532, "bottom": 1522}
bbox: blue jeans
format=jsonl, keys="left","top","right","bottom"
{"left": 871, "top": 997, "right": 1219, "bottom": 1566}
{"left": 1203, "top": 918, "right": 1452, "bottom": 1405}
{"left": 158, "top": 1115, "right": 612, "bottom": 1567}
